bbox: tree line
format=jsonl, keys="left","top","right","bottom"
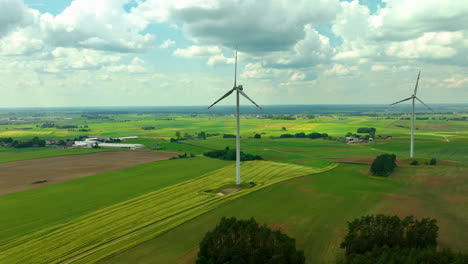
{"left": 203, "top": 146, "right": 263, "bottom": 161}
{"left": 279, "top": 132, "right": 329, "bottom": 139}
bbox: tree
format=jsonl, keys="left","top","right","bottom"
{"left": 197, "top": 217, "right": 305, "bottom": 264}
{"left": 340, "top": 215, "right": 439, "bottom": 260}
{"left": 295, "top": 132, "right": 306, "bottom": 138}
{"left": 370, "top": 153, "right": 397, "bottom": 177}
{"left": 281, "top": 126, "right": 287, "bottom": 131}
{"left": 429, "top": 158, "right": 437, "bottom": 165}
{"left": 254, "top": 133, "right": 261, "bottom": 139}
{"left": 198, "top": 131, "right": 207, "bottom": 140}
{"left": 203, "top": 147, "right": 263, "bottom": 161}
{"left": 175, "top": 131, "right": 181, "bottom": 139}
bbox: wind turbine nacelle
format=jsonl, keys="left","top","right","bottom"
{"left": 236, "top": 85, "right": 243, "bottom": 90}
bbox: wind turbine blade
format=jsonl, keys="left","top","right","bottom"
{"left": 415, "top": 96, "right": 434, "bottom": 112}
{"left": 414, "top": 71, "right": 421, "bottom": 95}
{"left": 390, "top": 97, "right": 412, "bottom": 106}
{"left": 234, "top": 48, "right": 237, "bottom": 88}
{"left": 238, "top": 89, "right": 262, "bottom": 109}
{"left": 208, "top": 88, "right": 235, "bottom": 109}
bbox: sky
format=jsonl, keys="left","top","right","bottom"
{"left": 0, "top": 0, "right": 467, "bottom": 107}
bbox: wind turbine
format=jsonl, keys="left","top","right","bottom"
{"left": 390, "top": 71, "right": 433, "bottom": 158}
{"left": 208, "top": 48, "right": 262, "bottom": 185}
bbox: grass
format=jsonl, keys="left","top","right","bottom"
{"left": 0, "top": 161, "right": 334, "bottom": 264}
{"left": 0, "top": 157, "right": 230, "bottom": 243}
{"left": 102, "top": 163, "right": 468, "bottom": 264}
{"left": 0, "top": 147, "right": 117, "bottom": 163}
{"left": 369, "top": 165, "right": 468, "bottom": 252}
{"left": 101, "top": 164, "right": 402, "bottom": 264}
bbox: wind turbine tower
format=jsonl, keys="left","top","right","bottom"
{"left": 208, "top": 49, "right": 262, "bottom": 185}
{"left": 390, "top": 71, "right": 433, "bottom": 158}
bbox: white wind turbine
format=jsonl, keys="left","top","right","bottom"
{"left": 390, "top": 71, "right": 433, "bottom": 158}
{"left": 208, "top": 49, "right": 262, "bottom": 185}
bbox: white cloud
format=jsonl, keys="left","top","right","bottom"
{"left": 173, "top": 45, "right": 220, "bottom": 57}
{"left": 160, "top": 39, "right": 176, "bottom": 49}
{"left": 324, "top": 64, "right": 358, "bottom": 76}
{"left": 371, "top": 65, "right": 388, "bottom": 72}
{"left": 443, "top": 75, "right": 468, "bottom": 88}
{"left": 105, "top": 57, "right": 146, "bottom": 73}
{"left": 207, "top": 54, "right": 234, "bottom": 66}
{"left": 0, "top": 0, "right": 155, "bottom": 55}
{"left": 289, "top": 72, "right": 305, "bottom": 81}
{"left": 371, "top": 0, "right": 468, "bottom": 41}
{"left": 385, "top": 32, "right": 460, "bottom": 59}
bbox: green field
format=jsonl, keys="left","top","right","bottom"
{"left": 0, "top": 157, "right": 230, "bottom": 243}
{"left": 0, "top": 161, "right": 334, "bottom": 263}
{"left": 102, "top": 163, "right": 467, "bottom": 264}
{"left": 0, "top": 147, "right": 118, "bottom": 163}
{"left": 0, "top": 112, "right": 466, "bottom": 263}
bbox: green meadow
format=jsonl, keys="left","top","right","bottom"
{"left": 0, "top": 112, "right": 466, "bottom": 263}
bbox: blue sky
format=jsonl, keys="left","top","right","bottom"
{"left": 1, "top": 0, "right": 467, "bottom": 107}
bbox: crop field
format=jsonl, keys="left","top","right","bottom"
{"left": 103, "top": 164, "right": 468, "bottom": 264}
{"left": 0, "top": 150, "right": 178, "bottom": 195}
{"left": 0, "top": 161, "right": 335, "bottom": 264}
{"left": 0, "top": 157, "right": 230, "bottom": 243}
{"left": 0, "top": 110, "right": 466, "bottom": 264}
{"left": 0, "top": 147, "right": 117, "bottom": 163}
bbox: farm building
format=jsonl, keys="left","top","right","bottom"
{"left": 73, "top": 140, "right": 144, "bottom": 149}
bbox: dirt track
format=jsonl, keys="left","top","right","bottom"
{"left": 0, "top": 150, "right": 178, "bottom": 195}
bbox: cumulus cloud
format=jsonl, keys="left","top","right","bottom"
{"left": 0, "top": 0, "right": 34, "bottom": 37}
{"left": 173, "top": 45, "right": 220, "bottom": 57}
{"left": 324, "top": 64, "right": 358, "bottom": 76}
{"left": 160, "top": 39, "right": 176, "bottom": 49}
{"left": 207, "top": 54, "right": 234, "bottom": 66}
{"left": 134, "top": 0, "right": 340, "bottom": 53}
{"left": 0, "top": 0, "right": 155, "bottom": 55}
{"left": 265, "top": 25, "right": 334, "bottom": 68}
{"left": 105, "top": 57, "right": 147, "bottom": 73}
{"left": 289, "top": 72, "right": 305, "bottom": 81}
{"left": 371, "top": 0, "right": 468, "bottom": 41}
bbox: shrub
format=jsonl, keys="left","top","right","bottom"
{"left": 254, "top": 134, "right": 261, "bottom": 139}
{"left": 279, "top": 134, "right": 294, "bottom": 138}
{"left": 370, "top": 153, "right": 397, "bottom": 176}
{"left": 223, "top": 134, "right": 236, "bottom": 138}
{"left": 197, "top": 217, "right": 305, "bottom": 264}
{"left": 429, "top": 158, "right": 437, "bottom": 165}
{"left": 410, "top": 160, "right": 419, "bottom": 165}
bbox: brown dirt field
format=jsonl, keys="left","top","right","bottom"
{"left": 417, "top": 176, "right": 457, "bottom": 187}
{"left": 329, "top": 157, "right": 409, "bottom": 166}
{"left": 443, "top": 195, "right": 468, "bottom": 203}
{"left": 383, "top": 193, "right": 415, "bottom": 201}
{"left": 0, "top": 150, "right": 178, "bottom": 195}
